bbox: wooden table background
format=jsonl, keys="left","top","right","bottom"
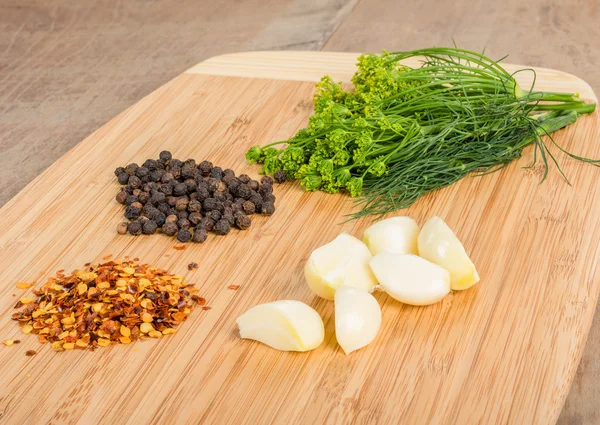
{"left": 1, "top": 1, "right": 599, "bottom": 423}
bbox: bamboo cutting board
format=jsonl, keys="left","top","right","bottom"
{"left": 0, "top": 52, "right": 599, "bottom": 425}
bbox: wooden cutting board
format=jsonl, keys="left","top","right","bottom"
{"left": 0, "top": 52, "right": 598, "bottom": 425}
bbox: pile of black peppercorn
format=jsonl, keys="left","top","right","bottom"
{"left": 114, "top": 151, "right": 276, "bottom": 243}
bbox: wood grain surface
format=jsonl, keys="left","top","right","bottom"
{"left": 0, "top": 52, "right": 598, "bottom": 425}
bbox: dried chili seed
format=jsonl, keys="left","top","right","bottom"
{"left": 273, "top": 170, "right": 287, "bottom": 183}
{"left": 188, "top": 262, "right": 199, "bottom": 270}
{"left": 25, "top": 350, "right": 37, "bottom": 356}
{"left": 117, "top": 222, "right": 129, "bottom": 235}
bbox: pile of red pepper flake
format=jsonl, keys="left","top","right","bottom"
{"left": 11, "top": 260, "right": 203, "bottom": 351}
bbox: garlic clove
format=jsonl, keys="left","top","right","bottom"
{"left": 236, "top": 300, "right": 324, "bottom": 352}
{"left": 362, "top": 216, "right": 420, "bottom": 256}
{"left": 305, "top": 233, "right": 378, "bottom": 300}
{"left": 417, "top": 216, "right": 479, "bottom": 290}
{"left": 334, "top": 287, "right": 382, "bottom": 355}
{"left": 369, "top": 252, "right": 450, "bottom": 305}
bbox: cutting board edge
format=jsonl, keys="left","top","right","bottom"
{"left": 185, "top": 51, "right": 598, "bottom": 102}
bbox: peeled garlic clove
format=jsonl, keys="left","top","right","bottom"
{"left": 362, "top": 216, "right": 419, "bottom": 256}
{"left": 236, "top": 300, "right": 324, "bottom": 352}
{"left": 369, "top": 252, "right": 450, "bottom": 305}
{"left": 305, "top": 233, "right": 378, "bottom": 300}
{"left": 335, "top": 287, "right": 381, "bottom": 355}
{"left": 417, "top": 216, "right": 479, "bottom": 290}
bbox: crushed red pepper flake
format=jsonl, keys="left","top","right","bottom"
{"left": 227, "top": 285, "right": 240, "bottom": 290}
{"left": 103, "top": 254, "right": 113, "bottom": 260}
{"left": 25, "top": 350, "right": 37, "bottom": 356}
{"left": 12, "top": 260, "right": 206, "bottom": 351}
{"left": 201, "top": 306, "right": 212, "bottom": 311}
{"left": 173, "top": 245, "right": 186, "bottom": 251}
{"left": 187, "top": 262, "right": 199, "bottom": 271}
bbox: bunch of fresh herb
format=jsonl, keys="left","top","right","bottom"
{"left": 246, "top": 47, "right": 597, "bottom": 219}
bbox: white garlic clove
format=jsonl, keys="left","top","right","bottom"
{"left": 236, "top": 300, "right": 324, "bottom": 352}
{"left": 417, "top": 216, "right": 479, "bottom": 290}
{"left": 305, "top": 233, "right": 378, "bottom": 300}
{"left": 334, "top": 287, "right": 382, "bottom": 355}
{"left": 369, "top": 252, "right": 450, "bottom": 305}
{"left": 362, "top": 216, "right": 420, "bottom": 256}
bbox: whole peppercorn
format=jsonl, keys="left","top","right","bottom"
{"left": 115, "top": 167, "right": 126, "bottom": 177}
{"left": 198, "top": 160, "right": 213, "bottom": 176}
{"left": 167, "top": 196, "right": 179, "bottom": 207}
{"left": 222, "top": 211, "right": 235, "bottom": 226}
{"left": 158, "top": 203, "right": 171, "bottom": 215}
{"left": 152, "top": 212, "right": 167, "bottom": 226}
{"left": 162, "top": 222, "right": 178, "bottom": 236}
{"left": 178, "top": 219, "right": 191, "bottom": 230}
{"left": 173, "top": 183, "right": 187, "bottom": 196}
{"left": 207, "top": 178, "right": 220, "bottom": 193}
{"left": 132, "top": 189, "right": 142, "bottom": 197}
{"left": 189, "top": 212, "right": 203, "bottom": 225}
{"left": 124, "top": 205, "right": 141, "bottom": 220}
{"left": 143, "top": 159, "right": 158, "bottom": 170}
{"left": 181, "top": 166, "right": 195, "bottom": 180}
{"left": 138, "top": 191, "right": 150, "bottom": 204}
{"left": 130, "top": 201, "right": 144, "bottom": 210}
{"left": 116, "top": 191, "right": 129, "bottom": 205}
{"left": 176, "top": 210, "right": 189, "bottom": 220}
{"left": 161, "top": 173, "right": 175, "bottom": 184}
{"left": 203, "top": 198, "right": 219, "bottom": 211}
{"left": 170, "top": 159, "right": 183, "bottom": 168}
{"left": 184, "top": 158, "right": 197, "bottom": 169}
{"left": 184, "top": 178, "right": 197, "bottom": 193}
{"left": 188, "top": 199, "right": 202, "bottom": 213}
{"left": 274, "top": 170, "right": 287, "bottom": 184}
{"left": 192, "top": 227, "right": 208, "bottom": 243}
{"left": 128, "top": 175, "right": 142, "bottom": 189}
{"left": 175, "top": 197, "right": 189, "bottom": 211}
{"left": 118, "top": 172, "right": 130, "bottom": 185}
{"left": 128, "top": 221, "right": 142, "bottom": 235}
{"left": 138, "top": 215, "right": 150, "bottom": 224}
{"left": 142, "top": 220, "right": 158, "bottom": 235}
{"left": 248, "top": 180, "right": 259, "bottom": 191}
{"left": 249, "top": 193, "right": 263, "bottom": 207}
{"left": 214, "top": 191, "right": 227, "bottom": 202}
{"left": 149, "top": 170, "right": 163, "bottom": 182}
{"left": 159, "top": 150, "right": 172, "bottom": 163}
{"left": 242, "top": 200, "right": 256, "bottom": 215}
{"left": 261, "top": 202, "right": 275, "bottom": 215}
{"left": 231, "top": 202, "right": 242, "bottom": 213}
{"left": 165, "top": 214, "right": 178, "bottom": 224}
{"left": 177, "top": 229, "right": 192, "bottom": 242}
{"left": 197, "top": 186, "right": 210, "bottom": 202}
{"left": 258, "top": 183, "right": 273, "bottom": 196}
{"left": 117, "top": 222, "right": 129, "bottom": 234}
{"left": 151, "top": 191, "right": 166, "bottom": 205}
{"left": 171, "top": 166, "right": 182, "bottom": 179}
{"left": 226, "top": 178, "right": 241, "bottom": 191}
{"left": 263, "top": 193, "right": 276, "bottom": 204}
{"left": 216, "top": 181, "right": 227, "bottom": 193}
{"left": 238, "top": 174, "right": 251, "bottom": 184}
{"left": 213, "top": 219, "right": 231, "bottom": 235}
{"left": 223, "top": 168, "right": 235, "bottom": 178}
{"left": 206, "top": 210, "right": 221, "bottom": 222}
{"left": 135, "top": 166, "right": 150, "bottom": 179}
{"left": 210, "top": 166, "right": 223, "bottom": 180}
{"left": 200, "top": 217, "right": 215, "bottom": 231}
{"left": 235, "top": 213, "right": 252, "bottom": 230}
{"left": 223, "top": 199, "right": 233, "bottom": 209}
{"left": 236, "top": 184, "right": 252, "bottom": 200}
{"left": 125, "top": 163, "right": 139, "bottom": 175}
{"left": 159, "top": 183, "right": 173, "bottom": 195}
{"left": 261, "top": 175, "right": 274, "bottom": 185}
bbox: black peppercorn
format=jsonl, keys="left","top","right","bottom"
{"left": 238, "top": 174, "right": 251, "bottom": 184}
{"left": 213, "top": 219, "right": 231, "bottom": 235}
{"left": 117, "top": 222, "right": 129, "bottom": 234}
{"left": 159, "top": 183, "right": 173, "bottom": 195}
{"left": 116, "top": 191, "right": 129, "bottom": 205}
{"left": 115, "top": 167, "right": 126, "bottom": 177}
{"left": 235, "top": 213, "right": 252, "bottom": 230}
{"left": 135, "top": 166, "right": 149, "bottom": 179}
{"left": 165, "top": 214, "right": 178, "bottom": 224}
{"left": 273, "top": 170, "right": 287, "bottom": 184}
{"left": 118, "top": 172, "right": 130, "bottom": 185}
{"left": 236, "top": 184, "right": 252, "bottom": 200}
{"left": 161, "top": 172, "right": 175, "bottom": 184}
{"left": 258, "top": 183, "right": 273, "bottom": 196}
{"left": 177, "top": 229, "right": 192, "bottom": 242}
{"left": 222, "top": 211, "right": 235, "bottom": 226}
{"left": 151, "top": 191, "right": 166, "bottom": 205}
{"left": 138, "top": 215, "right": 150, "bottom": 224}
{"left": 214, "top": 191, "right": 227, "bottom": 202}
{"left": 125, "top": 163, "right": 139, "bottom": 175}
{"left": 132, "top": 189, "right": 142, "bottom": 197}
{"left": 138, "top": 191, "right": 150, "bottom": 204}
{"left": 171, "top": 166, "right": 182, "bottom": 179}
{"left": 207, "top": 178, "right": 220, "bottom": 193}
{"left": 263, "top": 193, "right": 276, "bottom": 204}
{"left": 198, "top": 160, "right": 213, "bottom": 176}
{"left": 223, "top": 168, "right": 235, "bottom": 178}
{"left": 124, "top": 205, "right": 141, "bottom": 220}
{"left": 178, "top": 218, "right": 191, "bottom": 230}
{"left": 149, "top": 170, "right": 163, "bottom": 182}
{"left": 189, "top": 212, "right": 203, "bottom": 225}
{"left": 210, "top": 166, "right": 223, "bottom": 180}
{"left": 128, "top": 221, "right": 142, "bottom": 235}
{"left": 200, "top": 217, "right": 215, "bottom": 231}
{"left": 226, "top": 178, "right": 241, "bottom": 191}
{"left": 128, "top": 175, "right": 142, "bottom": 189}
{"left": 152, "top": 212, "right": 167, "bottom": 226}
{"left": 176, "top": 197, "right": 189, "bottom": 211}
{"left": 143, "top": 159, "right": 158, "bottom": 170}
{"left": 158, "top": 203, "right": 171, "bottom": 215}
{"left": 130, "top": 202, "right": 143, "bottom": 211}
{"left": 176, "top": 210, "right": 189, "bottom": 220}
{"left": 231, "top": 202, "right": 242, "bottom": 213}
{"left": 203, "top": 198, "right": 219, "bottom": 211}
{"left": 206, "top": 210, "right": 221, "bottom": 222}
{"left": 162, "top": 222, "right": 178, "bottom": 236}
{"left": 167, "top": 196, "right": 179, "bottom": 207}
{"left": 159, "top": 150, "right": 172, "bottom": 163}
{"left": 170, "top": 159, "right": 183, "bottom": 168}
{"left": 173, "top": 183, "right": 187, "bottom": 196}
{"left": 143, "top": 205, "right": 159, "bottom": 217}
{"left": 196, "top": 186, "right": 210, "bottom": 202}
{"left": 242, "top": 200, "right": 255, "bottom": 215}
{"left": 248, "top": 180, "right": 259, "bottom": 191}
{"left": 142, "top": 220, "right": 158, "bottom": 235}
{"left": 188, "top": 199, "right": 202, "bottom": 213}
{"left": 181, "top": 166, "right": 195, "bottom": 180}
{"left": 184, "top": 178, "right": 197, "bottom": 193}
{"left": 262, "top": 202, "right": 275, "bottom": 215}
{"left": 260, "top": 175, "right": 274, "bottom": 185}
{"left": 192, "top": 227, "right": 208, "bottom": 243}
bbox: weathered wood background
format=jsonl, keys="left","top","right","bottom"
{"left": 1, "top": 1, "right": 599, "bottom": 423}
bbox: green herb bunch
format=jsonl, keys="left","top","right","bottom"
{"left": 246, "top": 47, "right": 597, "bottom": 219}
